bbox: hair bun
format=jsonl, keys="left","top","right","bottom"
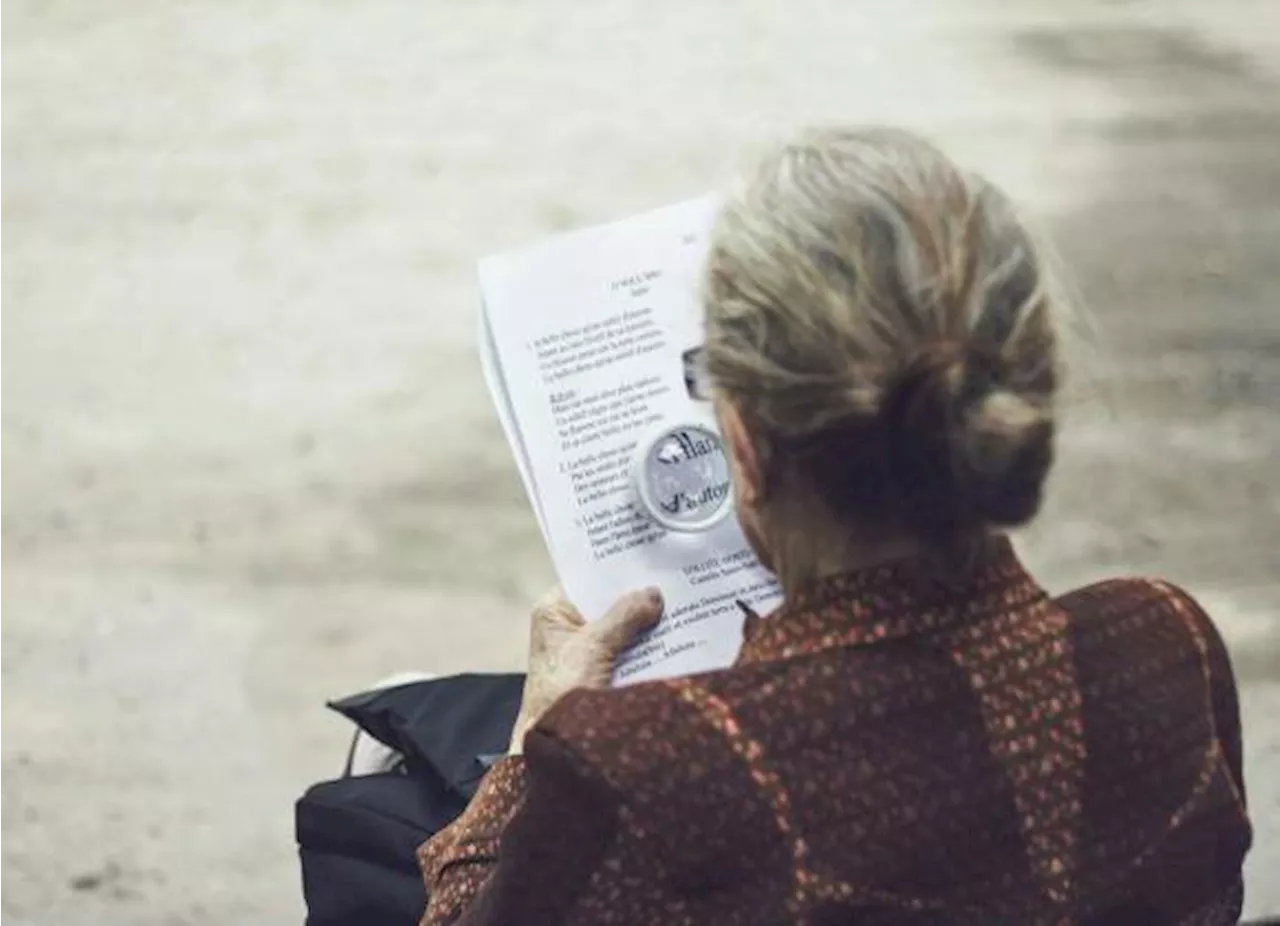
{"left": 954, "top": 390, "right": 1054, "bottom": 526}
{"left": 883, "top": 344, "right": 1053, "bottom": 537}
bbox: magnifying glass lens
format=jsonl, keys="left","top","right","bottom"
{"left": 634, "top": 423, "right": 734, "bottom": 532}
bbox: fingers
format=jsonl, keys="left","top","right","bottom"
{"left": 593, "top": 587, "right": 664, "bottom": 654}
{"left": 533, "top": 586, "right": 586, "bottom": 629}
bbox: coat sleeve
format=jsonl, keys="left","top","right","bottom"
{"left": 416, "top": 756, "right": 529, "bottom": 925}
{"left": 417, "top": 730, "right": 625, "bottom": 926}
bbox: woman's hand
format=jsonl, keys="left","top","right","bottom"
{"left": 508, "top": 587, "right": 663, "bottom": 754}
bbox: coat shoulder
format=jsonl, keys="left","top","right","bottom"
{"left": 532, "top": 667, "right": 805, "bottom": 899}
{"left": 1054, "top": 574, "right": 1223, "bottom": 643}
{"left": 534, "top": 663, "right": 778, "bottom": 795}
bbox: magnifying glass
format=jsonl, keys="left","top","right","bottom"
{"left": 632, "top": 421, "right": 735, "bottom": 532}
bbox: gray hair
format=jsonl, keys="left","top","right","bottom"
{"left": 703, "top": 126, "right": 1061, "bottom": 543}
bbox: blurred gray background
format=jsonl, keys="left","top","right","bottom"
{"left": 3, "top": 0, "right": 1278, "bottom": 922}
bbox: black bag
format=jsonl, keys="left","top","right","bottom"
{"left": 296, "top": 673, "right": 524, "bottom": 926}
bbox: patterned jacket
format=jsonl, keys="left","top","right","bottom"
{"left": 417, "top": 540, "right": 1250, "bottom": 924}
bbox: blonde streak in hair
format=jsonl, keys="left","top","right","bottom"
{"left": 703, "top": 251, "right": 763, "bottom": 333}
{"left": 776, "top": 237, "right": 838, "bottom": 346}
{"left": 966, "top": 261, "right": 1056, "bottom": 425}
{"left": 736, "top": 254, "right": 829, "bottom": 359}
{"left": 774, "top": 153, "right": 857, "bottom": 328}
{"left": 720, "top": 220, "right": 799, "bottom": 338}
{"left": 827, "top": 231, "right": 893, "bottom": 364}
{"left": 883, "top": 176, "right": 962, "bottom": 343}
{"left": 845, "top": 180, "right": 929, "bottom": 363}
{"left": 981, "top": 193, "right": 1083, "bottom": 374}
{"left": 831, "top": 268, "right": 884, "bottom": 370}
{"left": 708, "top": 299, "right": 848, "bottom": 396}
{"left": 920, "top": 211, "right": 964, "bottom": 340}
{"left": 794, "top": 136, "right": 928, "bottom": 360}
{"left": 982, "top": 247, "right": 1060, "bottom": 398}
{"left": 713, "top": 281, "right": 867, "bottom": 428}
{"left": 998, "top": 274, "right": 1053, "bottom": 366}
{"left": 945, "top": 184, "right": 987, "bottom": 333}
{"left": 832, "top": 209, "right": 907, "bottom": 361}
{"left": 915, "top": 211, "right": 955, "bottom": 331}
{"left": 759, "top": 169, "right": 866, "bottom": 362}
{"left": 968, "top": 264, "right": 1057, "bottom": 417}
{"left": 861, "top": 145, "right": 981, "bottom": 352}
{"left": 964, "top": 243, "right": 1034, "bottom": 342}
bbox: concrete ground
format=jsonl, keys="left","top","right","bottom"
{"left": 3, "top": 0, "right": 1278, "bottom": 921}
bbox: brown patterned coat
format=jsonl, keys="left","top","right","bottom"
{"left": 418, "top": 541, "right": 1250, "bottom": 924}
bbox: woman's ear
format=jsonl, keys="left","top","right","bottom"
{"left": 716, "top": 398, "right": 763, "bottom": 507}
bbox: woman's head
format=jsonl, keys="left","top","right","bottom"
{"left": 702, "top": 127, "right": 1061, "bottom": 575}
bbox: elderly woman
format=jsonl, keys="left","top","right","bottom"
{"left": 417, "top": 128, "right": 1251, "bottom": 925}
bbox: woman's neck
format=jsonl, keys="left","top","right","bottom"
{"left": 768, "top": 519, "right": 929, "bottom": 601}
{"left": 752, "top": 489, "right": 1000, "bottom": 601}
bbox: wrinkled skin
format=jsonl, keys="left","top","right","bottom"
{"left": 508, "top": 587, "right": 663, "bottom": 754}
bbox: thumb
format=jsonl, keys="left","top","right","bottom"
{"left": 593, "top": 588, "right": 664, "bottom": 654}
